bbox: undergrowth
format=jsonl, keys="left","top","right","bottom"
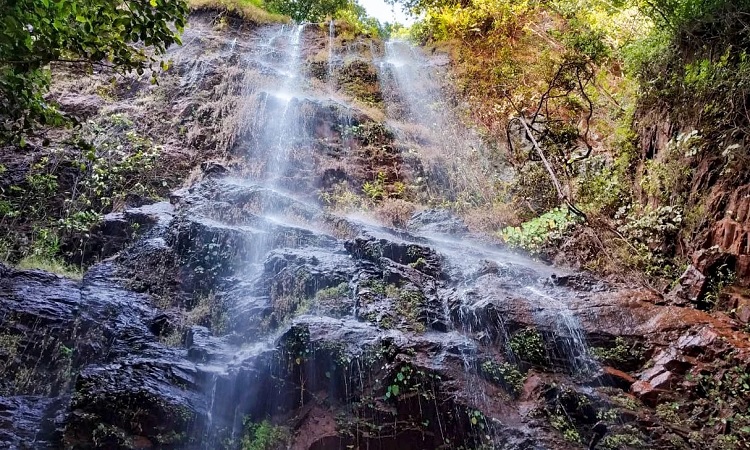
{"left": 500, "top": 208, "right": 580, "bottom": 256}
{"left": 0, "top": 111, "right": 170, "bottom": 268}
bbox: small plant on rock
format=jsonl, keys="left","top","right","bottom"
{"left": 480, "top": 359, "right": 526, "bottom": 395}
{"left": 363, "top": 171, "right": 387, "bottom": 203}
{"left": 509, "top": 328, "right": 548, "bottom": 366}
{"left": 240, "top": 419, "right": 290, "bottom": 450}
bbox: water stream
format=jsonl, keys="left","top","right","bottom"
{"left": 171, "top": 23, "right": 604, "bottom": 446}
{"left": 0, "top": 17, "right": 614, "bottom": 449}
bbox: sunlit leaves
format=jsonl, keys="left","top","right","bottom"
{"left": 265, "top": 0, "right": 348, "bottom": 22}
{"left": 0, "top": 0, "right": 189, "bottom": 144}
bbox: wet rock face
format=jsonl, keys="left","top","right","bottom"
{"left": 0, "top": 396, "right": 65, "bottom": 449}
{"left": 65, "top": 360, "right": 207, "bottom": 449}
{"left": 407, "top": 208, "right": 470, "bottom": 236}
{"left": 6, "top": 14, "right": 750, "bottom": 450}
{"left": 0, "top": 262, "right": 210, "bottom": 448}
{"left": 7, "top": 171, "right": 742, "bottom": 449}
{"left": 0, "top": 267, "right": 81, "bottom": 397}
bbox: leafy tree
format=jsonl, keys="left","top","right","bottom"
{"left": 265, "top": 0, "right": 348, "bottom": 22}
{"left": 0, "top": 0, "right": 189, "bottom": 144}
{"left": 336, "top": 0, "right": 383, "bottom": 36}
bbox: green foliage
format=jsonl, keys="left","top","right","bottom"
{"left": 406, "top": 0, "right": 534, "bottom": 42}
{"left": 615, "top": 204, "right": 685, "bottom": 278}
{"left": 639, "top": 130, "right": 699, "bottom": 205}
{"left": 634, "top": 0, "right": 742, "bottom": 30}
{"left": 699, "top": 263, "right": 736, "bottom": 311}
{"left": 480, "top": 359, "right": 526, "bottom": 395}
{"left": 0, "top": 0, "right": 188, "bottom": 142}
{"left": 319, "top": 181, "right": 363, "bottom": 210}
{"left": 501, "top": 208, "right": 579, "bottom": 255}
{"left": 672, "top": 363, "right": 750, "bottom": 448}
{"left": 385, "top": 365, "right": 413, "bottom": 399}
{"left": 76, "top": 119, "right": 161, "bottom": 210}
{"left": 384, "top": 364, "right": 440, "bottom": 402}
{"left": 590, "top": 337, "right": 643, "bottom": 367}
{"left": 361, "top": 278, "right": 387, "bottom": 295}
{"left": 508, "top": 328, "right": 548, "bottom": 366}
{"left": 576, "top": 155, "right": 631, "bottom": 216}
{"left": 655, "top": 402, "right": 682, "bottom": 423}
{"left": 557, "top": 16, "right": 610, "bottom": 65}
{"left": 14, "top": 225, "right": 82, "bottom": 278}
{"left": 240, "top": 419, "right": 290, "bottom": 450}
{"left": 599, "top": 425, "right": 646, "bottom": 449}
{"left": 265, "top": 0, "right": 348, "bottom": 22}
{"left": 549, "top": 413, "right": 581, "bottom": 443}
{"left": 362, "top": 171, "right": 387, "bottom": 202}
{"left": 184, "top": 292, "right": 228, "bottom": 334}
{"left": 187, "top": 0, "right": 288, "bottom": 23}
{"left": 0, "top": 115, "right": 165, "bottom": 265}
{"left": 467, "top": 409, "right": 486, "bottom": 429}
{"left": 315, "top": 283, "right": 349, "bottom": 300}
{"left": 335, "top": 1, "right": 382, "bottom": 37}
{"left": 396, "top": 288, "right": 426, "bottom": 332}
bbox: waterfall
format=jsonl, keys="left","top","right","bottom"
{"left": 327, "top": 19, "right": 335, "bottom": 89}
{"left": 5, "top": 16, "right": 630, "bottom": 450}
{"left": 378, "top": 40, "right": 497, "bottom": 205}
{"left": 378, "top": 40, "right": 598, "bottom": 379}
{"left": 183, "top": 24, "right": 602, "bottom": 447}
{"left": 234, "top": 24, "right": 310, "bottom": 187}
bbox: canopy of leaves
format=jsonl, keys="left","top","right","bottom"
{"left": 265, "top": 0, "right": 348, "bottom": 22}
{"left": 0, "top": 0, "right": 189, "bottom": 144}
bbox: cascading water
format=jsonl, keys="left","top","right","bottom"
{"left": 327, "top": 20, "right": 335, "bottom": 89}
{"left": 194, "top": 31, "right": 602, "bottom": 445}
{"left": 238, "top": 24, "right": 309, "bottom": 185}
{"left": 0, "top": 16, "right": 634, "bottom": 450}
{"left": 524, "top": 286, "right": 598, "bottom": 375}
{"left": 379, "top": 41, "right": 597, "bottom": 404}
{"left": 377, "top": 40, "right": 500, "bottom": 206}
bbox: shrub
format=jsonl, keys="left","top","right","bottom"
{"left": 374, "top": 198, "right": 417, "bottom": 228}
{"left": 0, "top": 0, "right": 188, "bottom": 143}
{"left": 501, "top": 208, "right": 579, "bottom": 255}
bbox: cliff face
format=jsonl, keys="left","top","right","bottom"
{"left": 2, "top": 11, "right": 750, "bottom": 450}
{"left": 632, "top": 10, "right": 750, "bottom": 307}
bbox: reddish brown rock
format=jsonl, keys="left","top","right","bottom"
{"left": 693, "top": 246, "right": 727, "bottom": 275}
{"left": 649, "top": 370, "right": 675, "bottom": 390}
{"left": 630, "top": 367, "right": 675, "bottom": 405}
{"left": 631, "top": 380, "right": 659, "bottom": 404}
{"left": 520, "top": 373, "right": 545, "bottom": 402}
{"left": 668, "top": 265, "right": 706, "bottom": 305}
{"left": 595, "top": 366, "right": 636, "bottom": 391}
{"left": 724, "top": 289, "right": 750, "bottom": 323}
{"left": 677, "top": 327, "right": 719, "bottom": 354}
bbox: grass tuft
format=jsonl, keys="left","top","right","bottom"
{"left": 17, "top": 256, "right": 84, "bottom": 280}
